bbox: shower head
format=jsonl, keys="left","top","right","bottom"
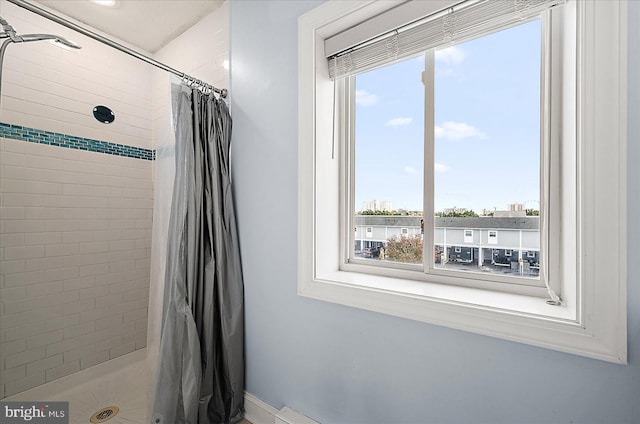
{"left": 0, "top": 15, "right": 81, "bottom": 49}
{"left": 20, "top": 33, "right": 81, "bottom": 49}
{"left": 51, "top": 37, "right": 82, "bottom": 50}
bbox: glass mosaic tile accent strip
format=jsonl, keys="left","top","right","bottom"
{"left": 0, "top": 123, "right": 155, "bottom": 160}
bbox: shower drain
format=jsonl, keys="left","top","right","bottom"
{"left": 90, "top": 406, "right": 120, "bottom": 423}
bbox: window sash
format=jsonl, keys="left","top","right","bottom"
{"left": 343, "top": 17, "right": 555, "bottom": 291}
{"left": 327, "top": 0, "right": 564, "bottom": 80}
{"left": 464, "top": 230, "right": 473, "bottom": 243}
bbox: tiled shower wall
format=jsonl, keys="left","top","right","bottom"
{"left": 152, "top": 1, "right": 229, "bottom": 134}
{"left": 0, "top": 1, "right": 153, "bottom": 398}
{"left": 0, "top": 140, "right": 152, "bottom": 397}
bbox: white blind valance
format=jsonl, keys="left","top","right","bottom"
{"left": 327, "top": 0, "right": 564, "bottom": 79}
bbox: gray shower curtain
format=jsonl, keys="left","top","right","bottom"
{"left": 152, "top": 83, "right": 244, "bottom": 424}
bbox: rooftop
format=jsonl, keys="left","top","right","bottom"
{"left": 354, "top": 215, "right": 540, "bottom": 230}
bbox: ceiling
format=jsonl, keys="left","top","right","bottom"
{"left": 34, "top": 0, "right": 224, "bottom": 53}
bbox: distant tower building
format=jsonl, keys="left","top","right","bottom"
{"left": 495, "top": 203, "right": 526, "bottom": 217}
{"left": 362, "top": 200, "right": 393, "bottom": 212}
{"left": 379, "top": 200, "right": 392, "bottom": 212}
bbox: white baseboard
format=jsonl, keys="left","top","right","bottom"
{"left": 244, "top": 392, "right": 279, "bottom": 424}
{"left": 275, "top": 406, "right": 319, "bottom": 424}
{"left": 243, "top": 393, "right": 319, "bottom": 424}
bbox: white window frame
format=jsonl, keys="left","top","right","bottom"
{"left": 365, "top": 227, "right": 372, "bottom": 238}
{"left": 401, "top": 228, "right": 409, "bottom": 235}
{"left": 298, "top": 0, "right": 627, "bottom": 363}
{"left": 488, "top": 230, "right": 498, "bottom": 245}
{"left": 464, "top": 229, "right": 473, "bottom": 243}
{"left": 343, "top": 17, "right": 549, "bottom": 290}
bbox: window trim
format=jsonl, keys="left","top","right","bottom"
{"left": 298, "top": 0, "right": 627, "bottom": 363}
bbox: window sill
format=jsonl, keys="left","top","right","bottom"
{"left": 299, "top": 271, "right": 626, "bottom": 362}
{"left": 316, "top": 270, "right": 574, "bottom": 320}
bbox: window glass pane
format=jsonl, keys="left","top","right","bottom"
{"left": 433, "top": 20, "right": 541, "bottom": 278}
{"left": 354, "top": 56, "right": 424, "bottom": 264}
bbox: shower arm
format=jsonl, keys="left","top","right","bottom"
{"left": 6, "top": 0, "right": 228, "bottom": 98}
{"left": 0, "top": 30, "right": 54, "bottom": 103}
{"left": 0, "top": 37, "right": 35, "bottom": 103}
{"left": 0, "top": 16, "right": 17, "bottom": 41}
{"left": 0, "top": 16, "right": 20, "bottom": 41}
{"left": 0, "top": 14, "right": 82, "bottom": 105}
{"left": 0, "top": 38, "right": 12, "bottom": 103}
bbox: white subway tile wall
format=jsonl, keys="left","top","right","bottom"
{"left": 0, "top": 0, "right": 229, "bottom": 399}
{"left": 0, "top": 139, "right": 153, "bottom": 398}
{"left": 0, "top": 0, "right": 153, "bottom": 398}
{"left": 152, "top": 0, "right": 229, "bottom": 129}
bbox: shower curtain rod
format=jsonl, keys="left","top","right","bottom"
{"left": 6, "top": 0, "right": 228, "bottom": 98}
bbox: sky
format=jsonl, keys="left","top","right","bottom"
{"left": 354, "top": 19, "right": 542, "bottom": 213}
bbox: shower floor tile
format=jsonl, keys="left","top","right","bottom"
{"left": 57, "top": 361, "right": 147, "bottom": 424}
{"left": 4, "top": 350, "right": 252, "bottom": 424}
{"left": 4, "top": 350, "right": 147, "bottom": 423}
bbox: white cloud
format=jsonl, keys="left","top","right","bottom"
{"left": 403, "top": 166, "right": 418, "bottom": 175}
{"left": 355, "top": 90, "right": 378, "bottom": 107}
{"left": 435, "top": 121, "right": 485, "bottom": 140}
{"left": 435, "top": 46, "right": 466, "bottom": 66}
{"left": 434, "top": 163, "right": 449, "bottom": 173}
{"left": 385, "top": 117, "right": 413, "bottom": 127}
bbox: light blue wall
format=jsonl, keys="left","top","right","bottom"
{"left": 230, "top": 1, "right": 640, "bottom": 423}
